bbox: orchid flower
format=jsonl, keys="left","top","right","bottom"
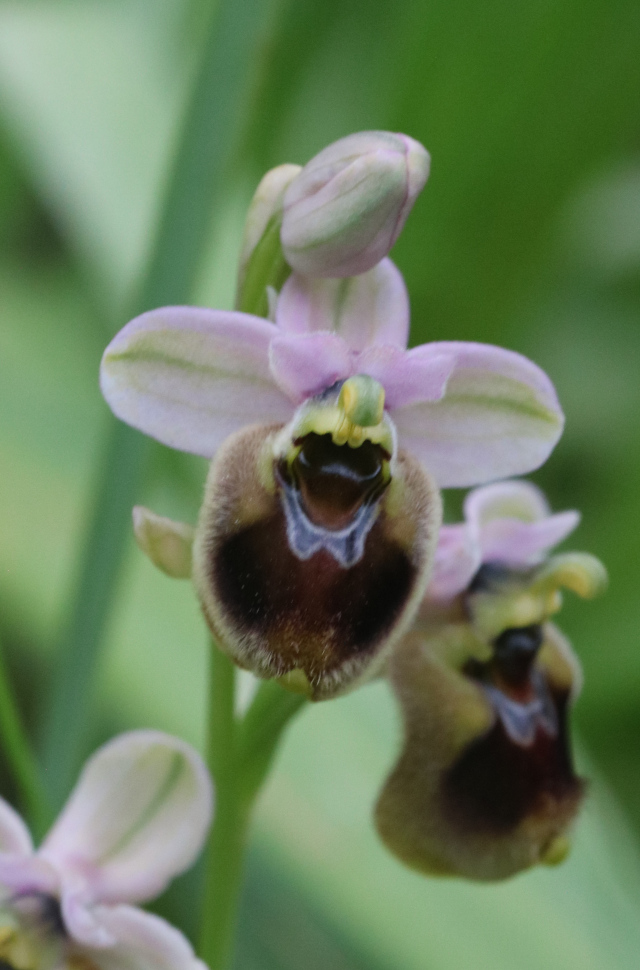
{"left": 100, "top": 131, "right": 565, "bottom": 701}
{"left": 0, "top": 731, "right": 212, "bottom": 970}
{"left": 375, "top": 481, "right": 607, "bottom": 880}
{"left": 101, "top": 261, "right": 564, "bottom": 700}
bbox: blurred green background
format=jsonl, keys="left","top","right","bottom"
{"left": 0, "top": 0, "right": 639, "bottom": 967}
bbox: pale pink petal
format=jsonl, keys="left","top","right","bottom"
{"left": 480, "top": 511, "right": 581, "bottom": 566}
{"left": 464, "top": 480, "right": 551, "bottom": 530}
{"left": 41, "top": 731, "right": 213, "bottom": 906}
{"left": 269, "top": 332, "right": 353, "bottom": 403}
{"left": 275, "top": 259, "right": 409, "bottom": 351}
{"left": 0, "top": 854, "right": 58, "bottom": 895}
{"left": 70, "top": 905, "right": 205, "bottom": 970}
{"left": 390, "top": 342, "right": 564, "bottom": 487}
{"left": 358, "top": 344, "right": 456, "bottom": 409}
{"left": 426, "top": 524, "right": 481, "bottom": 600}
{"left": 0, "top": 799, "right": 33, "bottom": 855}
{"left": 100, "top": 308, "right": 294, "bottom": 457}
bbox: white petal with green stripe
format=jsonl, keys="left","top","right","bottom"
{"left": 41, "top": 731, "right": 213, "bottom": 904}
{"left": 391, "top": 341, "right": 565, "bottom": 487}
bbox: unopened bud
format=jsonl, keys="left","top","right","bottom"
{"left": 132, "top": 506, "right": 194, "bottom": 579}
{"left": 281, "top": 131, "right": 430, "bottom": 278}
{"left": 236, "top": 164, "right": 302, "bottom": 315}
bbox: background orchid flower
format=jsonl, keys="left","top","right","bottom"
{"left": 101, "top": 252, "right": 565, "bottom": 699}
{"left": 375, "top": 483, "right": 607, "bottom": 881}
{"left": 0, "top": 731, "right": 212, "bottom": 970}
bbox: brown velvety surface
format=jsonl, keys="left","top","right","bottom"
{"left": 442, "top": 688, "right": 583, "bottom": 834}
{"left": 212, "top": 502, "right": 415, "bottom": 681}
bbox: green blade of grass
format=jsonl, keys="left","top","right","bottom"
{"left": 40, "top": 0, "right": 287, "bottom": 811}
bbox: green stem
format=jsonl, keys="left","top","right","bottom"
{"left": 0, "top": 634, "right": 49, "bottom": 837}
{"left": 199, "top": 647, "right": 245, "bottom": 970}
{"left": 199, "top": 651, "right": 307, "bottom": 970}
{"left": 237, "top": 679, "right": 308, "bottom": 805}
{"left": 39, "top": 0, "right": 287, "bottom": 810}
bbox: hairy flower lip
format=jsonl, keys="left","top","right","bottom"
{"left": 192, "top": 424, "right": 441, "bottom": 700}
{"left": 442, "top": 664, "right": 582, "bottom": 842}
{"left": 376, "top": 620, "right": 584, "bottom": 881}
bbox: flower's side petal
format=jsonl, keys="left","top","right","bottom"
{"left": 100, "top": 308, "right": 294, "bottom": 457}
{"left": 70, "top": 904, "right": 205, "bottom": 970}
{"left": 0, "top": 799, "right": 33, "bottom": 855}
{"left": 425, "top": 524, "right": 481, "bottom": 601}
{"left": 275, "top": 259, "right": 410, "bottom": 351}
{"left": 464, "top": 480, "right": 551, "bottom": 531}
{"left": 0, "top": 854, "right": 58, "bottom": 895}
{"left": 391, "top": 342, "right": 564, "bottom": 487}
{"left": 41, "top": 731, "right": 213, "bottom": 905}
{"left": 269, "top": 332, "right": 352, "bottom": 403}
{"left": 358, "top": 345, "right": 456, "bottom": 409}
{"left": 480, "top": 511, "right": 581, "bottom": 566}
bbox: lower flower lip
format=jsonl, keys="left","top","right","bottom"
{"left": 193, "top": 423, "right": 441, "bottom": 698}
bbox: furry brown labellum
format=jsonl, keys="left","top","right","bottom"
{"left": 193, "top": 378, "right": 441, "bottom": 700}
{"left": 375, "top": 560, "right": 600, "bottom": 880}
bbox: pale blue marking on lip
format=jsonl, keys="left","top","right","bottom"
{"left": 482, "top": 669, "right": 558, "bottom": 747}
{"left": 275, "top": 465, "right": 381, "bottom": 569}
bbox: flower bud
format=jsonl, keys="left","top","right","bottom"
{"left": 281, "top": 131, "right": 430, "bottom": 278}
{"left": 192, "top": 378, "right": 441, "bottom": 700}
{"left": 235, "top": 164, "right": 302, "bottom": 315}
{"left": 376, "top": 555, "right": 605, "bottom": 881}
{"left": 132, "top": 506, "right": 194, "bottom": 579}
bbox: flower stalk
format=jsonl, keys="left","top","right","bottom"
{"left": 199, "top": 647, "right": 306, "bottom": 970}
{"left": 199, "top": 649, "right": 244, "bottom": 970}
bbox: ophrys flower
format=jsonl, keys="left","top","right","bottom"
{"left": 376, "top": 481, "right": 606, "bottom": 880}
{"left": 101, "top": 134, "right": 565, "bottom": 700}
